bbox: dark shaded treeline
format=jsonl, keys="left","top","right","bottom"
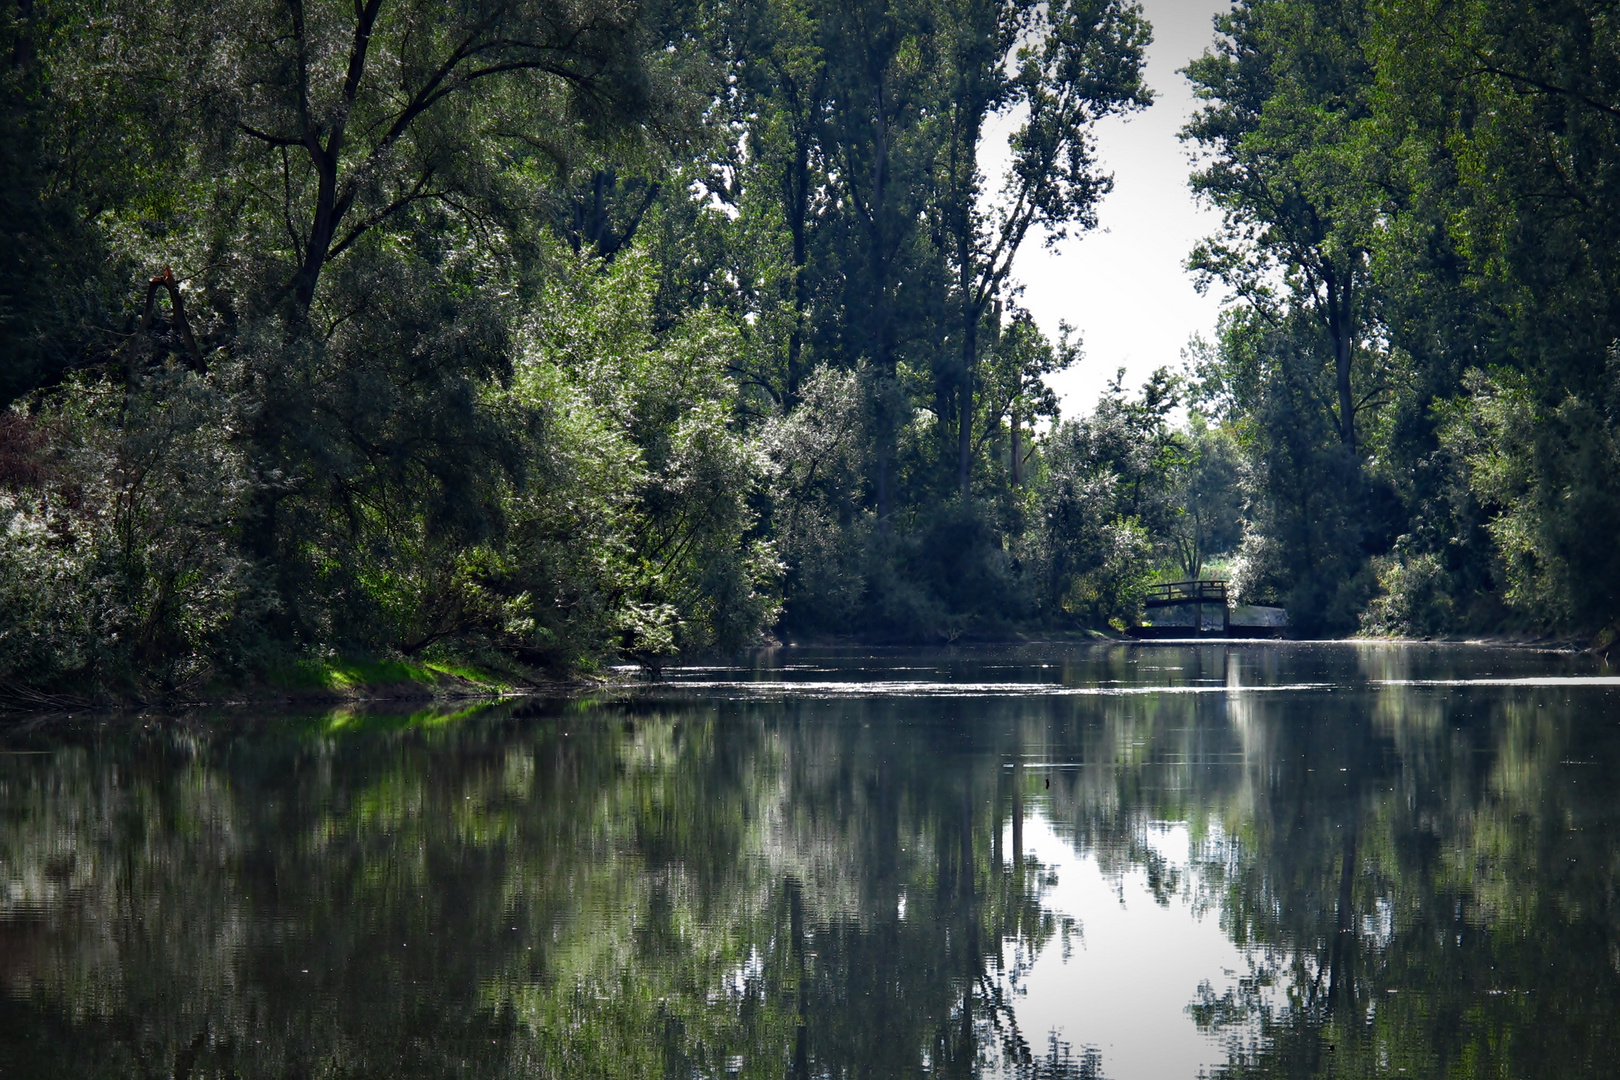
{"left": 1, "top": 644, "right": 1616, "bottom": 1077}
{"left": 2, "top": 0, "right": 1616, "bottom": 699}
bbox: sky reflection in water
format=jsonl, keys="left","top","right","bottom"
{"left": 0, "top": 642, "right": 1617, "bottom": 1079}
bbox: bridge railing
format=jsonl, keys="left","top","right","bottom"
{"left": 1142, "top": 579, "right": 1228, "bottom": 607}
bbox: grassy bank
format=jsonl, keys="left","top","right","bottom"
{"left": 0, "top": 655, "right": 534, "bottom": 714}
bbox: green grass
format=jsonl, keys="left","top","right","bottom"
{"left": 267, "top": 656, "right": 510, "bottom": 694}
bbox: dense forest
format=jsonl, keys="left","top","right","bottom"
{"left": 1, "top": 0, "right": 1616, "bottom": 698}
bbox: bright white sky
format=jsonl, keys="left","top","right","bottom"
{"left": 988, "top": 0, "right": 1234, "bottom": 417}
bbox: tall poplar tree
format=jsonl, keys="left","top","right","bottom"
{"left": 1183, "top": 0, "right": 1386, "bottom": 454}
{"left": 933, "top": 0, "right": 1150, "bottom": 497}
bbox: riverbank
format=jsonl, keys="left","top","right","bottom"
{"left": 7, "top": 626, "right": 1610, "bottom": 716}
{"left": 0, "top": 655, "right": 598, "bottom": 714}
{"left": 1354, "top": 628, "right": 1616, "bottom": 663}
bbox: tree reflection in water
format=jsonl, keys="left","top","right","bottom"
{"left": 0, "top": 643, "right": 1614, "bottom": 1079}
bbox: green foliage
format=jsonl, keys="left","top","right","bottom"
{"left": 1360, "top": 548, "right": 1455, "bottom": 638}
{"left": 503, "top": 249, "right": 782, "bottom": 662}
{"left": 0, "top": 372, "right": 257, "bottom": 696}
{"left": 1183, "top": 0, "right": 1620, "bottom": 637}
{"left": 763, "top": 363, "right": 870, "bottom": 633}
{"left": 0, "top": 0, "right": 793, "bottom": 697}
{"left": 1438, "top": 356, "right": 1620, "bottom": 631}
{"left": 1368, "top": 0, "right": 1620, "bottom": 635}
{"left": 11, "top": 0, "right": 1620, "bottom": 685}
{"left": 1166, "top": 415, "right": 1243, "bottom": 580}
{"left": 0, "top": 2, "right": 115, "bottom": 408}
{"left": 267, "top": 656, "right": 505, "bottom": 692}
{"left": 28, "top": 0, "right": 1620, "bottom": 687}
{"left": 1038, "top": 370, "right": 1188, "bottom": 628}
{"left": 1195, "top": 309, "right": 1386, "bottom": 633}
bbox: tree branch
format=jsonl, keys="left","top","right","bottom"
{"left": 326, "top": 170, "right": 442, "bottom": 261}
{"left": 1468, "top": 60, "right": 1620, "bottom": 121}
{"left": 238, "top": 121, "right": 303, "bottom": 147}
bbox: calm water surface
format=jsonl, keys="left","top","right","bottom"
{"left": 1, "top": 642, "right": 1618, "bottom": 1078}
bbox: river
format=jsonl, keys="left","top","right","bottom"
{"left": 0, "top": 642, "right": 1616, "bottom": 1078}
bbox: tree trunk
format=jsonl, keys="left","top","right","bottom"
{"left": 1335, "top": 331, "right": 1355, "bottom": 452}
{"left": 1010, "top": 401, "right": 1023, "bottom": 488}
{"left": 292, "top": 143, "right": 341, "bottom": 313}
{"left": 1326, "top": 277, "right": 1356, "bottom": 453}
{"left": 867, "top": 87, "right": 894, "bottom": 523}
{"left": 958, "top": 300, "right": 976, "bottom": 498}
{"left": 785, "top": 133, "right": 812, "bottom": 403}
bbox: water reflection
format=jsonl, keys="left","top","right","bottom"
{"left": 0, "top": 643, "right": 1615, "bottom": 1079}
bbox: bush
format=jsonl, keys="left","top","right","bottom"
{"left": 1361, "top": 551, "right": 1455, "bottom": 638}
{"left": 0, "top": 372, "right": 258, "bottom": 697}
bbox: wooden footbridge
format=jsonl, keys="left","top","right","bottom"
{"left": 1125, "top": 580, "right": 1287, "bottom": 639}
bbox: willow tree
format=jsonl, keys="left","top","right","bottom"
{"left": 157, "top": 0, "right": 658, "bottom": 320}
{"left": 1, "top": 0, "right": 713, "bottom": 682}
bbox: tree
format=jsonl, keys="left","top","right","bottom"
{"left": 1182, "top": 0, "right": 1411, "bottom": 630}
{"left": 932, "top": 0, "right": 1150, "bottom": 497}
{"left": 1183, "top": 0, "right": 1390, "bottom": 456}
{"left": 1194, "top": 309, "right": 1382, "bottom": 630}
{"left": 729, "top": 0, "right": 833, "bottom": 404}
{"left": 1373, "top": 0, "right": 1620, "bottom": 635}
{"left": 821, "top": 0, "right": 937, "bottom": 521}
{"left": 1166, "top": 415, "right": 1242, "bottom": 579}
{"left": 976, "top": 311, "right": 1069, "bottom": 491}
{"left": 189, "top": 0, "right": 660, "bottom": 319}
{"left": 1039, "top": 369, "right": 1182, "bottom": 626}
{"left": 0, "top": 0, "right": 111, "bottom": 406}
